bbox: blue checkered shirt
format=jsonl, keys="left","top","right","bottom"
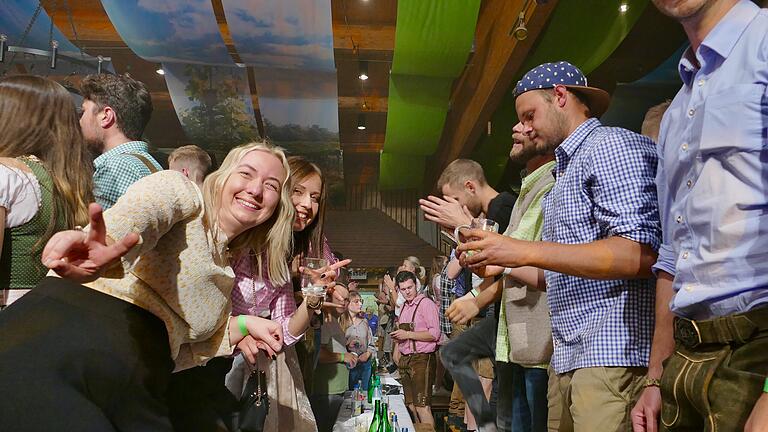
{"left": 93, "top": 141, "right": 162, "bottom": 210}
{"left": 542, "top": 118, "right": 661, "bottom": 374}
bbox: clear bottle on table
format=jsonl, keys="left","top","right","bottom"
{"left": 391, "top": 414, "right": 400, "bottom": 432}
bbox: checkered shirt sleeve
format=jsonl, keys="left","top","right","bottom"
{"left": 439, "top": 266, "right": 454, "bottom": 335}
{"left": 542, "top": 119, "right": 661, "bottom": 374}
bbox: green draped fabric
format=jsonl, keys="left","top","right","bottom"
{"left": 379, "top": 152, "right": 426, "bottom": 190}
{"left": 379, "top": 0, "right": 481, "bottom": 189}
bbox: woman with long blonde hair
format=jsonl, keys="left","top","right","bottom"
{"left": 0, "top": 75, "right": 93, "bottom": 308}
{"left": 0, "top": 142, "right": 299, "bottom": 431}
{"left": 224, "top": 155, "right": 348, "bottom": 432}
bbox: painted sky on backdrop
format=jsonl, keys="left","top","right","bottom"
{"left": 100, "top": 0, "right": 232, "bottom": 65}
{"left": 221, "top": 0, "right": 335, "bottom": 70}
{"left": 221, "top": 0, "right": 339, "bottom": 134}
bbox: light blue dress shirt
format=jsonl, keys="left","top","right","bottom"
{"left": 653, "top": 0, "right": 768, "bottom": 320}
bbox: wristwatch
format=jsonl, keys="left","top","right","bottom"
{"left": 644, "top": 377, "right": 661, "bottom": 388}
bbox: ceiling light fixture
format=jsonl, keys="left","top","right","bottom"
{"left": 510, "top": 11, "right": 528, "bottom": 40}
{"left": 50, "top": 40, "right": 58, "bottom": 69}
{"left": 0, "top": 35, "right": 7, "bottom": 63}
{"left": 357, "top": 113, "right": 366, "bottom": 130}
{"left": 156, "top": 67, "right": 165, "bottom": 75}
{"left": 619, "top": 3, "right": 629, "bottom": 13}
{"left": 358, "top": 60, "right": 369, "bottom": 80}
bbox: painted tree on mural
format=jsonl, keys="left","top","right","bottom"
{"left": 178, "top": 65, "right": 260, "bottom": 154}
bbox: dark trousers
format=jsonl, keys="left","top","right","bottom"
{"left": 0, "top": 277, "right": 174, "bottom": 431}
{"left": 167, "top": 357, "right": 238, "bottom": 432}
{"left": 440, "top": 315, "right": 501, "bottom": 429}
{"left": 309, "top": 393, "right": 344, "bottom": 432}
{"left": 660, "top": 310, "right": 768, "bottom": 432}
{"left": 501, "top": 363, "right": 548, "bottom": 432}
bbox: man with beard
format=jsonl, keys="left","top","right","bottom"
{"left": 458, "top": 61, "right": 661, "bottom": 432}
{"left": 631, "top": 1, "right": 768, "bottom": 431}
{"left": 79, "top": 74, "right": 161, "bottom": 209}
{"left": 444, "top": 122, "right": 557, "bottom": 432}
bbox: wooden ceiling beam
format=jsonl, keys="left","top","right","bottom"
{"left": 48, "top": 7, "right": 394, "bottom": 52}
{"left": 338, "top": 96, "right": 388, "bottom": 112}
{"left": 342, "top": 143, "right": 385, "bottom": 153}
{"left": 428, "top": 0, "right": 559, "bottom": 187}
{"left": 334, "top": 25, "right": 395, "bottom": 52}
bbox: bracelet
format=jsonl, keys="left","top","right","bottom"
{"left": 644, "top": 377, "right": 661, "bottom": 388}
{"left": 306, "top": 295, "right": 323, "bottom": 310}
{"left": 340, "top": 352, "right": 345, "bottom": 363}
{"left": 470, "top": 288, "right": 479, "bottom": 297}
{"left": 237, "top": 315, "right": 249, "bottom": 337}
{"left": 763, "top": 377, "right": 768, "bottom": 393}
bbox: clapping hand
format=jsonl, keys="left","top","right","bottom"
{"left": 42, "top": 203, "right": 139, "bottom": 283}
{"left": 418, "top": 195, "right": 473, "bottom": 230}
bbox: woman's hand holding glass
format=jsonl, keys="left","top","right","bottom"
{"left": 299, "top": 258, "right": 352, "bottom": 309}
{"left": 42, "top": 203, "right": 139, "bottom": 283}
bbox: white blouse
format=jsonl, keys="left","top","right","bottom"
{"left": 0, "top": 164, "right": 42, "bottom": 228}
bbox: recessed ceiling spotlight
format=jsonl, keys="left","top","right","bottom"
{"left": 156, "top": 68, "right": 165, "bottom": 75}
{"left": 357, "top": 114, "right": 366, "bottom": 130}
{"left": 619, "top": 3, "right": 629, "bottom": 13}
{"left": 358, "top": 60, "right": 369, "bottom": 81}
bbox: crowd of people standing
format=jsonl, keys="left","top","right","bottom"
{"left": 1, "top": 1, "right": 768, "bottom": 432}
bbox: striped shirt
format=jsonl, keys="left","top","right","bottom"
{"left": 542, "top": 118, "right": 660, "bottom": 374}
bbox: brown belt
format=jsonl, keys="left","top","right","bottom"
{"left": 674, "top": 306, "right": 768, "bottom": 349}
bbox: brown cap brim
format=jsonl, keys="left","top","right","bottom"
{"left": 564, "top": 85, "right": 611, "bottom": 118}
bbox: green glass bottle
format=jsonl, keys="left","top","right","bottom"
{"left": 367, "top": 375, "right": 374, "bottom": 404}
{"left": 368, "top": 400, "right": 381, "bottom": 432}
{"left": 381, "top": 403, "right": 392, "bottom": 432}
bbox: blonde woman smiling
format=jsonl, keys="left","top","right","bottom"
{"left": 0, "top": 142, "right": 295, "bottom": 431}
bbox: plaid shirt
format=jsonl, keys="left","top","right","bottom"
{"left": 543, "top": 118, "right": 661, "bottom": 374}
{"left": 93, "top": 141, "right": 162, "bottom": 210}
{"left": 438, "top": 266, "right": 455, "bottom": 336}
{"left": 230, "top": 238, "right": 337, "bottom": 347}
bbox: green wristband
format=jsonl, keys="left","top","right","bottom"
{"left": 763, "top": 377, "right": 768, "bottom": 393}
{"left": 470, "top": 288, "right": 479, "bottom": 297}
{"left": 237, "top": 315, "right": 249, "bottom": 337}
{"left": 341, "top": 352, "right": 345, "bottom": 363}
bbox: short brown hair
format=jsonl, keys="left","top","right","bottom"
{"left": 436, "top": 159, "right": 487, "bottom": 191}
{"left": 80, "top": 73, "right": 153, "bottom": 140}
{"left": 168, "top": 145, "right": 213, "bottom": 179}
{"left": 641, "top": 100, "right": 671, "bottom": 143}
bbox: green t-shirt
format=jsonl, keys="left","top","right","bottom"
{"left": 312, "top": 320, "right": 349, "bottom": 395}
